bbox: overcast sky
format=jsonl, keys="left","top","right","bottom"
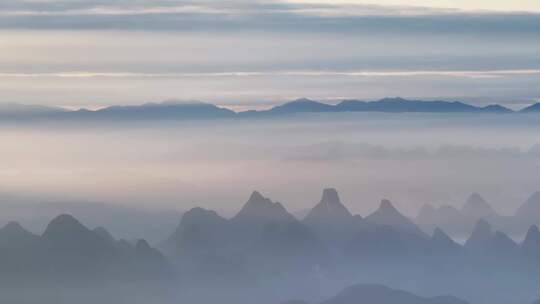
{"left": 1, "top": 0, "right": 540, "bottom": 108}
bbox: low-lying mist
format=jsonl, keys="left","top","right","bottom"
{"left": 1, "top": 112, "right": 539, "bottom": 224}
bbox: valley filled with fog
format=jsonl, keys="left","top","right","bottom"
{"left": 2, "top": 112, "right": 540, "bottom": 222}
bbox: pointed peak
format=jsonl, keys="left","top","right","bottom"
{"left": 465, "top": 219, "right": 493, "bottom": 249}
{"left": 321, "top": 188, "right": 340, "bottom": 204}
{"left": 242, "top": 190, "right": 278, "bottom": 210}
{"left": 524, "top": 225, "right": 540, "bottom": 241}
{"left": 304, "top": 188, "right": 352, "bottom": 224}
{"left": 248, "top": 190, "right": 266, "bottom": 203}
{"left": 516, "top": 192, "right": 540, "bottom": 217}
{"left": 380, "top": 199, "right": 397, "bottom": 212}
{"left": 233, "top": 191, "right": 295, "bottom": 224}
{"left": 462, "top": 193, "right": 498, "bottom": 218}
{"left": 465, "top": 193, "right": 487, "bottom": 206}
{"left": 365, "top": 199, "right": 427, "bottom": 237}
{"left": 522, "top": 225, "right": 540, "bottom": 253}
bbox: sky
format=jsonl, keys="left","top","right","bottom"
{"left": 0, "top": 0, "right": 539, "bottom": 108}
{"left": 1, "top": 1, "right": 540, "bottom": 230}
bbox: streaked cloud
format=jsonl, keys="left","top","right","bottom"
{"left": 1, "top": 69, "right": 540, "bottom": 79}
{"left": 0, "top": 0, "right": 539, "bottom": 35}
{"left": 1, "top": 1, "right": 539, "bottom": 107}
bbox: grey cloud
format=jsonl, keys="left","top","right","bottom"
{"left": 283, "top": 142, "right": 540, "bottom": 162}
{"left": 0, "top": 0, "right": 539, "bottom": 36}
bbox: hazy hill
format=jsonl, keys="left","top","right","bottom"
{"left": 516, "top": 192, "right": 540, "bottom": 222}
{"left": 0, "top": 103, "right": 67, "bottom": 119}
{"left": 3, "top": 190, "right": 540, "bottom": 304}
{"left": 0, "top": 197, "right": 181, "bottom": 244}
{"left": 78, "top": 101, "right": 236, "bottom": 120}
{"left": 1, "top": 98, "right": 527, "bottom": 122}
{"left": 521, "top": 103, "right": 540, "bottom": 112}
{"left": 417, "top": 192, "right": 540, "bottom": 237}
{"left": 336, "top": 97, "right": 491, "bottom": 113}
{"left": 319, "top": 284, "right": 469, "bottom": 304}
{"left": 243, "top": 98, "right": 514, "bottom": 117}
{"left": 365, "top": 199, "right": 427, "bottom": 237}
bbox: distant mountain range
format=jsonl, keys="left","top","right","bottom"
{"left": 283, "top": 284, "right": 470, "bottom": 304}
{"left": 307, "top": 284, "right": 469, "bottom": 304}
{"left": 0, "top": 214, "right": 169, "bottom": 280}
{"left": 2, "top": 188, "right": 540, "bottom": 304}
{"left": 2, "top": 97, "right": 540, "bottom": 121}
{"left": 0, "top": 196, "right": 182, "bottom": 244}
{"left": 416, "top": 192, "right": 540, "bottom": 237}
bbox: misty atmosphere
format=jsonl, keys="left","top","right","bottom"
{"left": 2, "top": 0, "right": 540, "bottom": 303}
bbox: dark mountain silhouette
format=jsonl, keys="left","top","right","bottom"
{"left": 521, "top": 103, "right": 540, "bottom": 112}
{"left": 231, "top": 191, "right": 296, "bottom": 229}
{"left": 5, "top": 190, "right": 540, "bottom": 304}
{"left": 267, "top": 98, "right": 335, "bottom": 114}
{"left": 0, "top": 214, "right": 169, "bottom": 282}
{"left": 92, "top": 226, "right": 116, "bottom": 244}
{"left": 0, "top": 198, "right": 181, "bottom": 244}
{"left": 521, "top": 225, "right": 540, "bottom": 257}
{"left": 231, "top": 191, "right": 327, "bottom": 270}
{"left": 0, "top": 103, "right": 68, "bottom": 119}
{"left": 2, "top": 98, "right": 532, "bottom": 123}
{"left": 515, "top": 192, "right": 540, "bottom": 221}
{"left": 303, "top": 188, "right": 363, "bottom": 248}
{"left": 163, "top": 207, "right": 229, "bottom": 260}
{"left": 244, "top": 97, "right": 514, "bottom": 117}
{"left": 0, "top": 221, "right": 38, "bottom": 248}
{"left": 346, "top": 224, "right": 431, "bottom": 260}
{"left": 336, "top": 97, "right": 485, "bottom": 113}
{"left": 415, "top": 193, "right": 503, "bottom": 237}
{"left": 489, "top": 231, "right": 519, "bottom": 256}
{"left": 41, "top": 214, "right": 115, "bottom": 256}
{"left": 431, "top": 227, "right": 461, "bottom": 253}
{"left": 249, "top": 220, "right": 329, "bottom": 275}
{"left": 481, "top": 104, "right": 514, "bottom": 113}
{"left": 81, "top": 100, "right": 236, "bottom": 120}
{"left": 319, "top": 284, "right": 470, "bottom": 304}
{"left": 461, "top": 193, "right": 499, "bottom": 221}
{"left": 365, "top": 199, "right": 427, "bottom": 237}
{"left": 304, "top": 188, "right": 353, "bottom": 226}
{"left": 464, "top": 219, "right": 493, "bottom": 251}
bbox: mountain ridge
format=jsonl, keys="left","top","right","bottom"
{"left": 3, "top": 97, "right": 537, "bottom": 122}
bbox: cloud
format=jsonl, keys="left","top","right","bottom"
{"left": 283, "top": 142, "right": 540, "bottom": 162}
{"left": 0, "top": 0, "right": 539, "bottom": 35}
{"left": 1, "top": 69, "right": 540, "bottom": 79}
